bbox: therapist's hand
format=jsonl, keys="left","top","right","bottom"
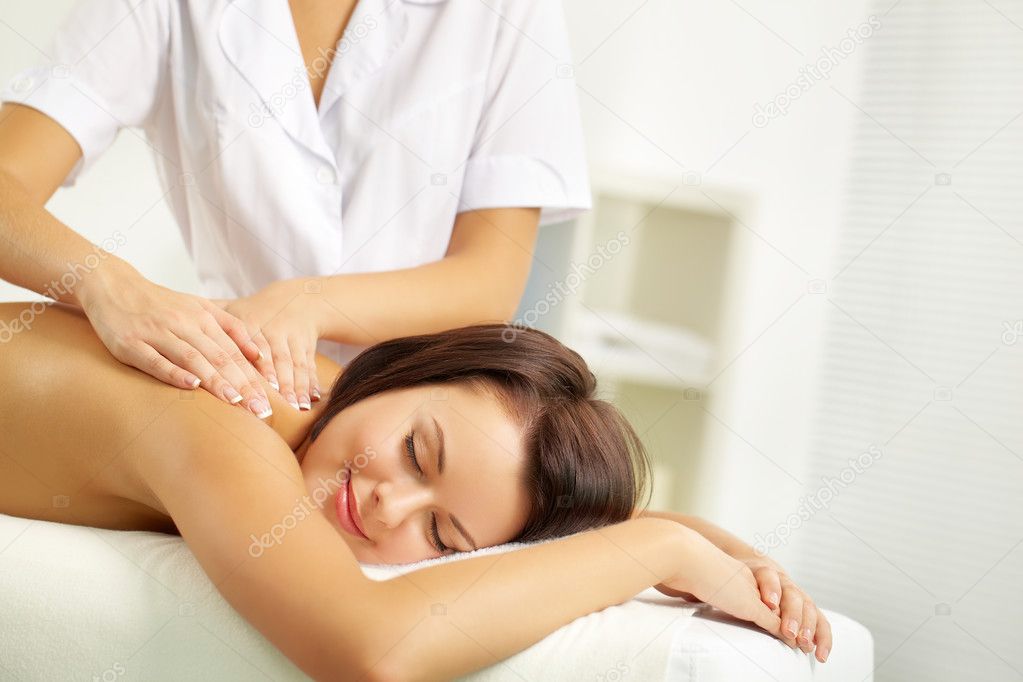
{"left": 78, "top": 267, "right": 274, "bottom": 418}
{"left": 210, "top": 279, "right": 324, "bottom": 411}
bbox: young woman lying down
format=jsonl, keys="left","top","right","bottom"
{"left": 0, "top": 301, "right": 831, "bottom": 681}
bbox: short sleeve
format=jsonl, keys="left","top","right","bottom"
{"left": 0, "top": 0, "right": 170, "bottom": 188}
{"left": 458, "top": 0, "right": 592, "bottom": 227}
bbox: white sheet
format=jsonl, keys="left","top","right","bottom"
{"left": 0, "top": 513, "right": 873, "bottom": 680}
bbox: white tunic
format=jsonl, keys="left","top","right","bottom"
{"left": 1, "top": 0, "right": 592, "bottom": 365}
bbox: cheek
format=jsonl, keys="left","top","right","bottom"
{"left": 348, "top": 533, "right": 423, "bottom": 565}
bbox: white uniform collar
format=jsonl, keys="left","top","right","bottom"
{"left": 218, "top": 0, "right": 445, "bottom": 165}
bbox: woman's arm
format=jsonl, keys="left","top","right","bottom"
{"left": 215, "top": 206, "right": 540, "bottom": 411}
{"left": 135, "top": 398, "right": 694, "bottom": 682}
{"left": 635, "top": 508, "right": 832, "bottom": 661}
{"left": 315, "top": 206, "right": 541, "bottom": 346}
{"left": 635, "top": 509, "right": 764, "bottom": 562}
{"left": 0, "top": 103, "right": 271, "bottom": 412}
{"left": 0, "top": 102, "right": 119, "bottom": 301}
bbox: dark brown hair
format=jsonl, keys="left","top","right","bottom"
{"left": 308, "top": 323, "right": 653, "bottom": 545}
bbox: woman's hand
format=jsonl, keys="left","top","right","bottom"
{"left": 743, "top": 555, "right": 832, "bottom": 662}
{"left": 78, "top": 266, "right": 273, "bottom": 417}
{"left": 210, "top": 278, "right": 325, "bottom": 411}
{"left": 656, "top": 531, "right": 782, "bottom": 640}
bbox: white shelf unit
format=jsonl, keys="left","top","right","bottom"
{"left": 518, "top": 169, "right": 752, "bottom": 512}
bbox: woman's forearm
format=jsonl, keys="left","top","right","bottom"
{"left": 307, "top": 207, "right": 539, "bottom": 347}
{"left": 309, "top": 257, "right": 502, "bottom": 347}
{"left": 638, "top": 510, "right": 766, "bottom": 563}
{"left": 0, "top": 169, "right": 136, "bottom": 308}
{"left": 364, "top": 517, "right": 694, "bottom": 682}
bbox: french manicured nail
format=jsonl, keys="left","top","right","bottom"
{"left": 818, "top": 647, "right": 829, "bottom": 661}
{"left": 188, "top": 376, "right": 201, "bottom": 389}
{"left": 298, "top": 394, "right": 311, "bottom": 410}
{"left": 249, "top": 398, "right": 272, "bottom": 419}
{"left": 767, "top": 592, "right": 779, "bottom": 608}
{"left": 268, "top": 375, "right": 279, "bottom": 390}
{"left": 285, "top": 393, "right": 300, "bottom": 410}
{"left": 224, "top": 386, "right": 243, "bottom": 404}
{"left": 311, "top": 387, "right": 321, "bottom": 401}
{"left": 786, "top": 620, "right": 798, "bottom": 637}
{"left": 800, "top": 628, "right": 812, "bottom": 643}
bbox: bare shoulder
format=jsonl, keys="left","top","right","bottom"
{"left": 126, "top": 380, "right": 381, "bottom": 679}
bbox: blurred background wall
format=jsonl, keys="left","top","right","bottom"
{"left": 2, "top": 1, "right": 1021, "bottom": 680}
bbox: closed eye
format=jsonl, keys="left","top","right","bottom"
{"left": 404, "top": 430, "right": 452, "bottom": 554}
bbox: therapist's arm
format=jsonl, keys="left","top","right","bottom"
{"left": 315, "top": 206, "right": 541, "bottom": 345}
{"left": 213, "top": 205, "right": 539, "bottom": 411}
{"left": 0, "top": 103, "right": 271, "bottom": 416}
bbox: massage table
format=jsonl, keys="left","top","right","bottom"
{"left": 0, "top": 513, "right": 873, "bottom": 680}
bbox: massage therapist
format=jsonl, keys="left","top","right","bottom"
{"left": 0, "top": 0, "right": 590, "bottom": 418}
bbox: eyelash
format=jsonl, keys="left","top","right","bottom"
{"left": 404, "top": 431, "right": 451, "bottom": 554}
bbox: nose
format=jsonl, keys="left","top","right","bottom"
{"left": 371, "top": 479, "right": 433, "bottom": 531}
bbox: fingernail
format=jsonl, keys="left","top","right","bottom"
{"left": 311, "top": 388, "right": 321, "bottom": 401}
{"left": 767, "top": 592, "right": 779, "bottom": 607}
{"left": 249, "top": 398, "right": 272, "bottom": 419}
{"left": 224, "top": 386, "right": 243, "bottom": 404}
{"left": 786, "top": 619, "right": 798, "bottom": 637}
{"left": 188, "top": 376, "right": 201, "bottom": 389}
{"left": 819, "top": 647, "right": 829, "bottom": 662}
{"left": 268, "top": 376, "right": 279, "bottom": 391}
{"left": 298, "top": 395, "right": 311, "bottom": 410}
{"left": 286, "top": 393, "right": 300, "bottom": 410}
{"left": 257, "top": 349, "right": 265, "bottom": 361}
{"left": 800, "top": 627, "right": 812, "bottom": 643}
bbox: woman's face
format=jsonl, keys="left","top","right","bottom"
{"left": 298, "top": 382, "right": 530, "bottom": 564}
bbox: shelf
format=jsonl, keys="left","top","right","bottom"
{"left": 588, "top": 167, "right": 754, "bottom": 220}
{"left": 566, "top": 308, "right": 713, "bottom": 388}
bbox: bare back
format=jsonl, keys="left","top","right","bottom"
{"left": 0, "top": 301, "right": 339, "bottom": 533}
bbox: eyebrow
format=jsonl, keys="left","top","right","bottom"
{"left": 432, "top": 415, "right": 478, "bottom": 552}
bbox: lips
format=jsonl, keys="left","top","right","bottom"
{"left": 346, "top": 472, "right": 367, "bottom": 538}
{"left": 335, "top": 467, "right": 369, "bottom": 540}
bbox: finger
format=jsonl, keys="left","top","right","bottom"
{"left": 269, "top": 335, "right": 299, "bottom": 410}
{"left": 127, "top": 342, "right": 201, "bottom": 390}
{"left": 149, "top": 335, "right": 243, "bottom": 406}
{"left": 797, "top": 600, "right": 818, "bottom": 653}
{"left": 751, "top": 599, "right": 783, "bottom": 638}
{"left": 199, "top": 316, "right": 271, "bottom": 394}
{"left": 754, "top": 566, "right": 782, "bottom": 613}
{"left": 779, "top": 586, "right": 804, "bottom": 648}
{"left": 203, "top": 302, "right": 262, "bottom": 365}
{"left": 182, "top": 324, "right": 272, "bottom": 418}
{"left": 248, "top": 329, "right": 276, "bottom": 385}
{"left": 307, "top": 347, "right": 321, "bottom": 402}
{"left": 250, "top": 331, "right": 276, "bottom": 384}
{"left": 291, "top": 337, "right": 311, "bottom": 410}
{"left": 814, "top": 609, "right": 833, "bottom": 662}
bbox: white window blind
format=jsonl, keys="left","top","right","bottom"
{"left": 790, "top": 1, "right": 1023, "bottom": 680}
